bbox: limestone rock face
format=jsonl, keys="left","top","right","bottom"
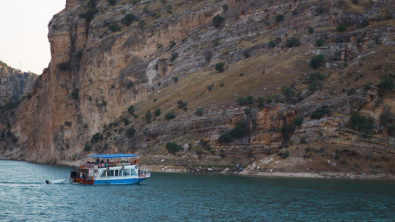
{"left": 1, "top": 0, "right": 395, "bottom": 176}
{"left": 0, "top": 62, "right": 37, "bottom": 106}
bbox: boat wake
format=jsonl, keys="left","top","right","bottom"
{"left": 0, "top": 181, "right": 44, "bottom": 185}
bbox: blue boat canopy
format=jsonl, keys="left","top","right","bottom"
{"left": 86, "top": 154, "right": 137, "bottom": 159}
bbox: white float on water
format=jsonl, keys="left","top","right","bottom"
{"left": 46, "top": 179, "right": 65, "bottom": 184}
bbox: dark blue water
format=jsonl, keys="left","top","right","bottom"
{"left": 0, "top": 160, "right": 394, "bottom": 221}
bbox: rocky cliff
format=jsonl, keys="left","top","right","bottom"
{"left": 1, "top": 0, "right": 395, "bottom": 177}
{"left": 0, "top": 61, "right": 37, "bottom": 106}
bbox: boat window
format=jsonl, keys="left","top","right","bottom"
{"left": 115, "top": 170, "right": 119, "bottom": 177}
{"left": 122, "top": 169, "right": 130, "bottom": 176}
{"left": 101, "top": 170, "right": 107, "bottom": 177}
{"left": 131, "top": 169, "right": 137, "bottom": 175}
{"left": 108, "top": 170, "right": 114, "bottom": 177}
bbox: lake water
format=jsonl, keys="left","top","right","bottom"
{"left": 0, "top": 160, "right": 394, "bottom": 221}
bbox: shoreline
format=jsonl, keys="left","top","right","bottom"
{"left": 1, "top": 158, "right": 394, "bottom": 181}
{"left": 144, "top": 165, "right": 395, "bottom": 181}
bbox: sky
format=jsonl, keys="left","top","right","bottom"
{"left": 0, "top": 0, "right": 65, "bottom": 74}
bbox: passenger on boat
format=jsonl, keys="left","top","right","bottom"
{"left": 80, "top": 171, "right": 83, "bottom": 178}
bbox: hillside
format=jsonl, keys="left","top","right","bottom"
{"left": 1, "top": 0, "right": 395, "bottom": 178}
{"left": 0, "top": 61, "right": 37, "bottom": 106}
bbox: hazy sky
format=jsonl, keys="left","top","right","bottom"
{"left": 0, "top": 0, "right": 65, "bottom": 74}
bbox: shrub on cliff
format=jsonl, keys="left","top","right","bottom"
{"left": 108, "top": 0, "right": 116, "bottom": 6}
{"left": 91, "top": 133, "right": 103, "bottom": 144}
{"left": 380, "top": 109, "right": 395, "bottom": 135}
{"left": 315, "top": 39, "right": 324, "bottom": 47}
{"left": 336, "top": 23, "right": 347, "bottom": 32}
{"left": 145, "top": 110, "right": 152, "bottom": 123}
{"left": 109, "top": 23, "right": 121, "bottom": 32}
{"left": 57, "top": 62, "right": 70, "bottom": 71}
{"left": 293, "top": 116, "right": 304, "bottom": 127}
{"left": 285, "top": 37, "right": 300, "bottom": 48}
{"left": 281, "top": 86, "right": 294, "bottom": 102}
{"left": 195, "top": 108, "right": 204, "bottom": 116}
{"left": 378, "top": 75, "right": 395, "bottom": 93}
{"left": 347, "top": 113, "right": 374, "bottom": 137}
{"left": 219, "top": 121, "right": 250, "bottom": 143}
{"left": 165, "top": 111, "right": 175, "bottom": 120}
{"left": 83, "top": 142, "right": 92, "bottom": 152}
{"left": 122, "top": 13, "right": 137, "bottom": 26}
{"left": 310, "top": 106, "right": 331, "bottom": 119}
{"left": 237, "top": 95, "right": 254, "bottom": 105}
{"left": 215, "top": 62, "right": 225, "bottom": 72}
{"left": 310, "top": 54, "right": 324, "bottom": 69}
{"left": 281, "top": 125, "right": 295, "bottom": 142}
{"left": 72, "top": 89, "right": 79, "bottom": 100}
{"left": 154, "top": 108, "right": 161, "bottom": 117}
{"left": 177, "top": 100, "right": 187, "bottom": 111}
{"left": 125, "top": 127, "right": 136, "bottom": 138}
{"left": 171, "top": 52, "right": 178, "bottom": 62}
{"left": 212, "top": 15, "right": 225, "bottom": 28}
{"left": 277, "top": 150, "right": 289, "bottom": 159}
{"left": 166, "top": 142, "right": 181, "bottom": 154}
{"left": 275, "top": 14, "right": 284, "bottom": 23}
{"left": 128, "top": 105, "right": 135, "bottom": 114}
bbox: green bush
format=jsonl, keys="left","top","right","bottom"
{"left": 125, "top": 127, "right": 136, "bottom": 137}
{"left": 257, "top": 97, "right": 265, "bottom": 108}
{"left": 128, "top": 105, "right": 135, "bottom": 114}
{"left": 378, "top": 75, "right": 395, "bottom": 93}
{"left": 237, "top": 95, "right": 254, "bottom": 105}
{"left": 293, "top": 116, "right": 304, "bottom": 127}
{"left": 145, "top": 110, "right": 152, "bottom": 123}
{"left": 171, "top": 52, "right": 178, "bottom": 62}
{"left": 361, "top": 19, "right": 369, "bottom": 28}
{"left": 308, "top": 26, "right": 314, "bottom": 34}
{"left": 72, "top": 89, "right": 79, "bottom": 100}
{"left": 122, "top": 118, "right": 130, "bottom": 126}
{"left": 108, "top": 0, "right": 116, "bottom": 5}
{"left": 122, "top": 13, "right": 137, "bottom": 26}
{"left": 177, "top": 100, "right": 187, "bottom": 111}
{"left": 195, "top": 108, "right": 204, "bottom": 116}
{"left": 336, "top": 23, "right": 347, "bottom": 32}
{"left": 127, "top": 81, "right": 134, "bottom": 89}
{"left": 109, "top": 23, "right": 121, "bottom": 32}
{"left": 215, "top": 62, "right": 225, "bottom": 72}
{"left": 285, "top": 37, "right": 300, "bottom": 48}
{"left": 281, "top": 125, "right": 295, "bottom": 142}
{"left": 212, "top": 15, "right": 225, "bottom": 28}
{"left": 166, "top": 142, "right": 181, "bottom": 154}
{"left": 315, "top": 39, "right": 324, "bottom": 47}
{"left": 57, "top": 62, "right": 70, "bottom": 71}
{"left": 277, "top": 150, "right": 289, "bottom": 159}
{"left": 84, "top": 142, "right": 92, "bottom": 152}
{"left": 281, "top": 86, "right": 294, "bottom": 102}
{"left": 243, "top": 51, "right": 250, "bottom": 58}
{"left": 307, "top": 71, "right": 326, "bottom": 92}
{"left": 310, "top": 106, "right": 331, "bottom": 119}
{"left": 275, "top": 14, "right": 284, "bottom": 22}
{"left": 91, "top": 133, "right": 103, "bottom": 144}
{"left": 165, "top": 112, "right": 175, "bottom": 120}
{"left": 154, "top": 108, "right": 161, "bottom": 117}
{"left": 310, "top": 54, "right": 324, "bottom": 69}
{"left": 315, "top": 6, "right": 325, "bottom": 14}
{"left": 219, "top": 121, "right": 250, "bottom": 143}
{"left": 138, "top": 20, "right": 146, "bottom": 30}
{"left": 347, "top": 113, "right": 374, "bottom": 136}
{"left": 380, "top": 109, "right": 395, "bottom": 135}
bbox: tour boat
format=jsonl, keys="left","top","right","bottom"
{"left": 70, "top": 154, "right": 150, "bottom": 185}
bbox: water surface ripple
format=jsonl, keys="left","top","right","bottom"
{"left": 0, "top": 160, "right": 394, "bottom": 221}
